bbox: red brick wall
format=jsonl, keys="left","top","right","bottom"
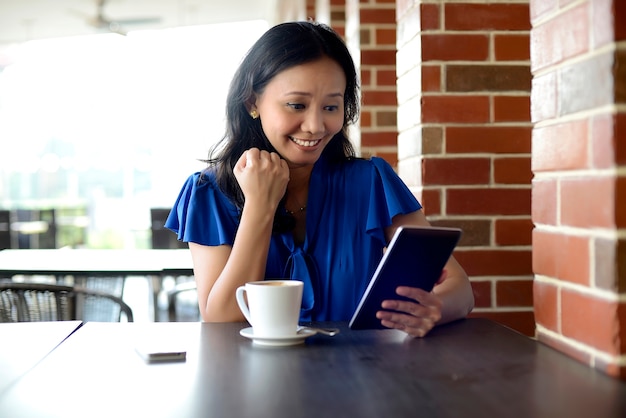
{"left": 330, "top": 0, "right": 346, "bottom": 37}
{"left": 354, "top": 0, "right": 399, "bottom": 166}
{"left": 306, "top": 0, "right": 316, "bottom": 19}
{"left": 530, "top": 0, "right": 626, "bottom": 378}
{"left": 396, "top": 1, "right": 535, "bottom": 336}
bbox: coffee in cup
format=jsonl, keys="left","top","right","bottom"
{"left": 235, "top": 280, "right": 303, "bottom": 338}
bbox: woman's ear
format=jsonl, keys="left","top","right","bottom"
{"left": 245, "top": 95, "right": 258, "bottom": 113}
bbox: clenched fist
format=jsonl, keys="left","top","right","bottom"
{"left": 234, "top": 148, "right": 290, "bottom": 212}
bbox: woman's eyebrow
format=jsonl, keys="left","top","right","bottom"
{"left": 284, "top": 91, "right": 344, "bottom": 98}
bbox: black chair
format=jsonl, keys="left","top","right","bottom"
{"left": 151, "top": 207, "right": 192, "bottom": 320}
{"left": 0, "top": 210, "right": 10, "bottom": 250}
{"left": 150, "top": 208, "right": 186, "bottom": 249}
{"left": 167, "top": 281, "right": 199, "bottom": 322}
{"left": 0, "top": 282, "right": 134, "bottom": 322}
{"left": 13, "top": 209, "right": 57, "bottom": 249}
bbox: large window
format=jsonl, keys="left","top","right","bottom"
{"left": 0, "top": 20, "right": 268, "bottom": 248}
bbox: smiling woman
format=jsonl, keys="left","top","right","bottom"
{"left": 164, "top": 21, "right": 474, "bottom": 337}
{"left": 0, "top": 20, "right": 268, "bottom": 248}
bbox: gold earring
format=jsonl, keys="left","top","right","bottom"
{"left": 250, "top": 110, "right": 259, "bottom": 119}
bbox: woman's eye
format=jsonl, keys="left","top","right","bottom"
{"left": 286, "top": 103, "right": 340, "bottom": 112}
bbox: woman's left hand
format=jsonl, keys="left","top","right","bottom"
{"left": 376, "top": 286, "right": 443, "bottom": 338}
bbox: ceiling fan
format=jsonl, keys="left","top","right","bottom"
{"left": 73, "top": 0, "right": 163, "bottom": 35}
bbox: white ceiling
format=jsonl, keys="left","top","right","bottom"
{"left": 0, "top": 0, "right": 281, "bottom": 45}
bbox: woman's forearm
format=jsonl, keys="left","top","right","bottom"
{"left": 201, "top": 205, "right": 275, "bottom": 322}
{"left": 434, "top": 257, "right": 475, "bottom": 325}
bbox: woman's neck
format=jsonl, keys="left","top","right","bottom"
{"left": 286, "top": 166, "right": 312, "bottom": 214}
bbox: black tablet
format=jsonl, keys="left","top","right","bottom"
{"left": 349, "top": 226, "right": 462, "bottom": 330}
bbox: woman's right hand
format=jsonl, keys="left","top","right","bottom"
{"left": 234, "top": 148, "right": 290, "bottom": 211}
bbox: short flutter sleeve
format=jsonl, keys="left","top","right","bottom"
{"left": 165, "top": 171, "right": 239, "bottom": 246}
{"left": 364, "top": 157, "right": 422, "bottom": 243}
{"left": 370, "top": 157, "right": 421, "bottom": 216}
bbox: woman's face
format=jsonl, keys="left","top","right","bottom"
{"left": 251, "top": 57, "right": 346, "bottom": 168}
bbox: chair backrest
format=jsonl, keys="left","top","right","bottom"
{"left": 150, "top": 208, "right": 187, "bottom": 249}
{"left": 14, "top": 209, "right": 57, "bottom": 249}
{"left": 0, "top": 282, "right": 134, "bottom": 322}
{"left": 0, "top": 210, "right": 10, "bottom": 250}
{"left": 167, "top": 281, "right": 200, "bottom": 322}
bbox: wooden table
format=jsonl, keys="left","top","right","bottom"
{"left": 0, "top": 318, "right": 624, "bottom": 417}
{"left": 0, "top": 321, "right": 82, "bottom": 396}
{"left": 0, "top": 249, "right": 194, "bottom": 320}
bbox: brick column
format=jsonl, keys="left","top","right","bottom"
{"left": 397, "top": 1, "right": 534, "bottom": 335}
{"left": 530, "top": 0, "right": 626, "bottom": 378}
{"left": 359, "top": 1, "right": 398, "bottom": 165}
{"left": 306, "top": 0, "right": 316, "bottom": 19}
{"left": 330, "top": 0, "right": 346, "bottom": 37}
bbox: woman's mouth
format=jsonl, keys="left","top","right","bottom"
{"left": 289, "top": 136, "right": 321, "bottom": 147}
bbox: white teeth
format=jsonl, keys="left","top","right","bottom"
{"left": 290, "top": 137, "right": 320, "bottom": 147}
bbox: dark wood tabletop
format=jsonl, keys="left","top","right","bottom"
{"left": 0, "top": 321, "right": 82, "bottom": 396}
{"left": 0, "top": 318, "right": 625, "bottom": 418}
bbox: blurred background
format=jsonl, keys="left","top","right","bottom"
{"left": 0, "top": 0, "right": 293, "bottom": 249}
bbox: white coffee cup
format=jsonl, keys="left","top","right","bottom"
{"left": 235, "top": 280, "right": 303, "bottom": 338}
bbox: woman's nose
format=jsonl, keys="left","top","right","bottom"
{"left": 301, "top": 109, "right": 324, "bottom": 135}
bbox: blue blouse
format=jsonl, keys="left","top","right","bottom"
{"left": 165, "top": 156, "right": 421, "bottom": 321}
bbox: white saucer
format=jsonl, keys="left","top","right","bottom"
{"left": 239, "top": 327, "right": 317, "bottom": 347}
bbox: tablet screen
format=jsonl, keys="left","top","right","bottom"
{"left": 349, "top": 226, "right": 462, "bottom": 330}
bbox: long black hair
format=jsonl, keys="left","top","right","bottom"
{"left": 204, "top": 21, "right": 360, "bottom": 230}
